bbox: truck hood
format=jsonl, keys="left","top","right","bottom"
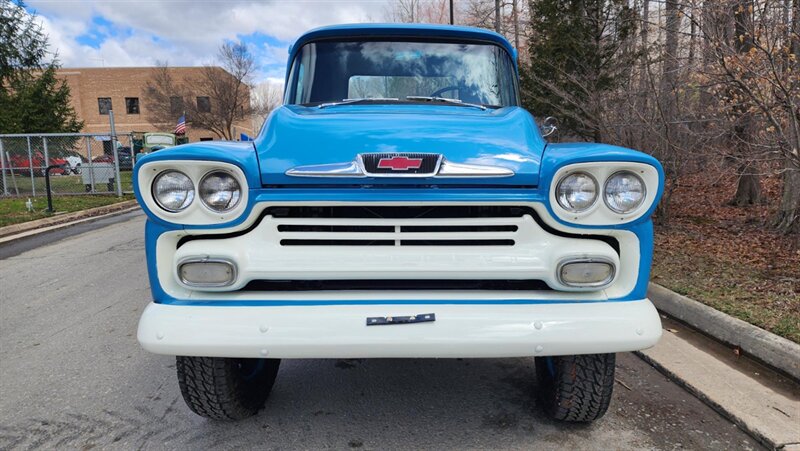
{"left": 254, "top": 104, "right": 545, "bottom": 186}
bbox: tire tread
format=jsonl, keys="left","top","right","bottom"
{"left": 536, "top": 353, "right": 615, "bottom": 422}
{"left": 176, "top": 356, "right": 279, "bottom": 420}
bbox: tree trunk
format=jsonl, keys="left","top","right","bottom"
{"left": 730, "top": 162, "right": 762, "bottom": 206}
{"left": 639, "top": 0, "right": 650, "bottom": 145}
{"left": 512, "top": 0, "right": 519, "bottom": 50}
{"left": 772, "top": 158, "right": 800, "bottom": 239}
{"left": 729, "top": 0, "right": 763, "bottom": 206}
{"left": 688, "top": 0, "right": 696, "bottom": 65}
{"left": 772, "top": 0, "right": 800, "bottom": 240}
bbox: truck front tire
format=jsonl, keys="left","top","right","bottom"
{"left": 176, "top": 356, "right": 281, "bottom": 420}
{"left": 535, "top": 353, "right": 615, "bottom": 422}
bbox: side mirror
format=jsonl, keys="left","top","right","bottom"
{"left": 542, "top": 116, "right": 558, "bottom": 138}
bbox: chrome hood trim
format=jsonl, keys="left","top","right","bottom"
{"left": 286, "top": 154, "right": 515, "bottom": 178}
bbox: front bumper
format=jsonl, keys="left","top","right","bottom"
{"left": 137, "top": 298, "right": 662, "bottom": 358}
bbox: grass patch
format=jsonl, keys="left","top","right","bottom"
{"left": 652, "top": 172, "right": 800, "bottom": 343}
{"left": 0, "top": 194, "right": 135, "bottom": 228}
{"left": 652, "top": 249, "right": 800, "bottom": 343}
{"left": 1, "top": 170, "right": 133, "bottom": 196}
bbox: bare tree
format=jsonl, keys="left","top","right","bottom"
{"left": 251, "top": 80, "right": 284, "bottom": 134}
{"left": 143, "top": 42, "right": 254, "bottom": 140}
{"left": 385, "top": 0, "right": 449, "bottom": 23}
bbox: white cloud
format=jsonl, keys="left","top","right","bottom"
{"left": 27, "top": 0, "right": 391, "bottom": 81}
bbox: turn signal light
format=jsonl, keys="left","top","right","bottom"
{"left": 178, "top": 258, "right": 237, "bottom": 288}
{"left": 558, "top": 259, "right": 615, "bottom": 288}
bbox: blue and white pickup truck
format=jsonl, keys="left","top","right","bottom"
{"left": 133, "top": 23, "right": 664, "bottom": 422}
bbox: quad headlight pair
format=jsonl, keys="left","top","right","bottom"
{"left": 153, "top": 170, "right": 241, "bottom": 213}
{"left": 556, "top": 170, "right": 646, "bottom": 215}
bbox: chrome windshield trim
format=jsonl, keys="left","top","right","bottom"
{"left": 318, "top": 98, "right": 401, "bottom": 109}
{"left": 405, "top": 96, "right": 488, "bottom": 111}
{"left": 286, "top": 156, "right": 515, "bottom": 178}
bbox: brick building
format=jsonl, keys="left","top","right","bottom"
{"left": 56, "top": 67, "right": 254, "bottom": 142}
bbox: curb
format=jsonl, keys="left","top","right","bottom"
{"left": 648, "top": 282, "right": 800, "bottom": 382}
{"left": 0, "top": 199, "right": 139, "bottom": 240}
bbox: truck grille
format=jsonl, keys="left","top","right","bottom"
{"left": 272, "top": 206, "right": 521, "bottom": 247}
{"left": 173, "top": 205, "right": 622, "bottom": 293}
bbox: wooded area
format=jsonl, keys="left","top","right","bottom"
{"left": 387, "top": 0, "right": 800, "bottom": 239}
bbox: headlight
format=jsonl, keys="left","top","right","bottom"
{"left": 152, "top": 170, "right": 194, "bottom": 212}
{"left": 556, "top": 172, "right": 598, "bottom": 212}
{"left": 199, "top": 171, "right": 241, "bottom": 212}
{"left": 604, "top": 171, "right": 646, "bottom": 213}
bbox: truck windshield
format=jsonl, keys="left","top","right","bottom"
{"left": 287, "top": 40, "right": 517, "bottom": 108}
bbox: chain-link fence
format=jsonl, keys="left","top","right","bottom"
{"left": 0, "top": 133, "right": 135, "bottom": 198}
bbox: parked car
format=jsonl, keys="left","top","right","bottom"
{"left": 4, "top": 151, "right": 71, "bottom": 176}
{"left": 133, "top": 24, "right": 664, "bottom": 423}
{"left": 134, "top": 133, "right": 177, "bottom": 163}
{"left": 93, "top": 147, "right": 133, "bottom": 171}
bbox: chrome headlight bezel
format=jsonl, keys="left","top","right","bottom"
{"left": 555, "top": 171, "right": 599, "bottom": 213}
{"left": 603, "top": 170, "right": 647, "bottom": 214}
{"left": 549, "top": 162, "right": 659, "bottom": 225}
{"left": 199, "top": 170, "right": 243, "bottom": 213}
{"left": 151, "top": 170, "right": 195, "bottom": 212}
{"left": 138, "top": 160, "right": 248, "bottom": 225}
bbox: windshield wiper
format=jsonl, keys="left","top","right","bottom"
{"left": 318, "top": 98, "right": 400, "bottom": 109}
{"left": 405, "top": 96, "right": 488, "bottom": 110}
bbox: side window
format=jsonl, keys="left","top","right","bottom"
{"left": 98, "top": 97, "right": 112, "bottom": 115}
{"left": 196, "top": 96, "right": 211, "bottom": 113}
{"left": 125, "top": 97, "right": 140, "bottom": 114}
{"left": 294, "top": 65, "right": 305, "bottom": 104}
{"left": 293, "top": 42, "right": 316, "bottom": 104}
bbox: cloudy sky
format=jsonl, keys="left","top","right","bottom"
{"left": 25, "top": 0, "right": 392, "bottom": 82}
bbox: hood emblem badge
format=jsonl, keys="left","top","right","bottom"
{"left": 286, "top": 153, "right": 514, "bottom": 178}
{"left": 377, "top": 156, "right": 423, "bottom": 171}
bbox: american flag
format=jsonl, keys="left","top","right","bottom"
{"left": 174, "top": 115, "right": 186, "bottom": 135}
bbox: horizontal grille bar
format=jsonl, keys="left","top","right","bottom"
{"left": 276, "top": 215, "right": 521, "bottom": 247}
{"left": 241, "top": 279, "right": 552, "bottom": 292}
{"left": 277, "top": 225, "right": 395, "bottom": 233}
{"left": 279, "top": 239, "right": 515, "bottom": 246}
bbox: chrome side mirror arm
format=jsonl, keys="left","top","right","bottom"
{"left": 542, "top": 116, "right": 559, "bottom": 139}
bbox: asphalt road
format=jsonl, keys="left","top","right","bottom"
{"left": 0, "top": 214, "right": 762, "bottom": 450}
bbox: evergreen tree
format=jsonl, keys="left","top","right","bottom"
{"left": 520, "top": 0, "right": 636, "bottom": 141}
{"left": 0, "top": 0, "right": 82, "bottom": 133}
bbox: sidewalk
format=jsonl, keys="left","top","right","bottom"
{"left": 638, "top": 317, "right": 800, "bottom": 450}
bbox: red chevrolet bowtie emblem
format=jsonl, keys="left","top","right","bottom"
{"left": 377, "top": 156, "right": 424, "bottom": 171}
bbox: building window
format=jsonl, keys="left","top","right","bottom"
{"left": 196, "top": 96, "right": 211, "bottom": 113}
{"left": 199, "top": 137, "right": 213, "bottom": 141}
{"left": 125, "top": 97, "right": 140, "bottom": 114}
{"left": 98, "top": 97, "right": 112, "bottom": 115}
{"left": 170, "top": 96, "right": 183, "bottom": 114}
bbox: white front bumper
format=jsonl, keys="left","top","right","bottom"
{"left": 137, "top": 299, "right": 662, "bottom": 358}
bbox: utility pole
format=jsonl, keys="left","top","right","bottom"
{"left": 449, "top": 0, "right": 454, "bottom": 24}
{"left": 109, "top": 110, "right": 123, "bottom": 197}
{"left": 495, "top": 0, "right": 501, "bottom": 33}
{"left": 512, "top": 0, "right": 519, "bottom": 50}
